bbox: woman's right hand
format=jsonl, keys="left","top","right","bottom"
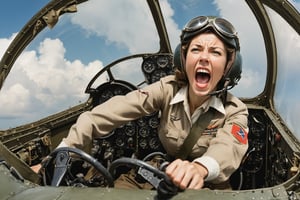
{"left": 165, "top": 159, "right": 208, "bottom": 190}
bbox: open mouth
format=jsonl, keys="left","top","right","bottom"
{"left": 195, "top": 68, "right": 211, "bottom": 86}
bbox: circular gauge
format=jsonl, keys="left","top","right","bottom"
{"left": 139, "top": 138, "right": 148, "bottom": 149}
{"left": 151, "top": 70, "right": 167, "bottom": 83}
{"left": 157, "top": 56, "right": 169, "bottom": 68}
{"left": 149, "top": 117, "right": 159, "bottom": 129}
{"left": 142, "top": 59, "right": 156, "bottom": 73}
{"left": 113, "top": 87, "right": 124, "bottom": 95}
{"left": 137, "top": 118, "right": 146, "bottom": 127}
{"left": 124, "top": 122, "right": 136, "bottom": 136}
{"left": 139, "top": 127, "right": 149, "bottom": 137}
{"left": 100, "top": 90, "right": 114, "bottom": 101}
{"left": 115, "top": 138, "right": 125, "bottom": 147}
{"left": 127, "top": 137, "right": 134, "bottom": 147}
{"left": 149, "top": 138, "right": 160, "bottom": 149}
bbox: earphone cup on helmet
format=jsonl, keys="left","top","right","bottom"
{"left": 173, "top": 44, "right": 183, "bottom": 72}
{"left": 225, "top": 51, "right": 242, "bottom": 87}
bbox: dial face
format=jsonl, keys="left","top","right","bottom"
{"left": 149, "top": 117, "right": 159, "bottom": 129}
{"left": 139, "top": 127, "right": 149, "bottom": 137}
{"left": 157, "top": 56, "right": 169, "bottom": 68}
{"left": 139, "top": 138, "right": 148, "bottom": 149}
{"left": 137, "top": 118, "right": 147, "bottom": 127}
{"left": 99, "top": 90, "right": 114, "bottom": 104}
{"left": 124, "top": 122, "right": 136, "bottom": 136}
{"left": 113, "top": 87, "right": 124, "bottom": 95}
{"left": 151, "top": 70, "right": 167, "bottom": 83}
{"left": 149, "top": 138, "right": 160, "bottom": 149}
{"left": 115, "top": 137, "right": 125, "bottom": 147}
{"left": 142, "top": 59, "right": 156, "bottom": 73}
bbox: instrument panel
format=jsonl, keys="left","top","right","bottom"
{"left": 141, "top": 54, "right": 174, "bottom": 84}
{"left": 90, "top": 54, "right": 174, "bottom": 165}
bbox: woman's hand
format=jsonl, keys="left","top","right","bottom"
{"left": 165, "top": 159, "right": 208, "bottom": 190}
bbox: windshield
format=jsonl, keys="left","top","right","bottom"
{"left": 0, "top": 0, "right": 267, "bottom": 129}
{"left": 265, "top": 5, "right": 300, "bottom": 139}
{"left": 0, "top": 0, "right": 158, "bottom": 128}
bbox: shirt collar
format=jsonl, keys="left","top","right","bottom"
{"left": 170, "top": 86, "right": 226, "bottom": 116}
{"left": 170, "top": 86, "right": 186, "bottom": 105}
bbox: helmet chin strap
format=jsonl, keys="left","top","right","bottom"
{"left": 207, "top": 79, "right": 230, "bottom": 106}
{"left": 208, "top": 79, "right": 230, "bottom": 96}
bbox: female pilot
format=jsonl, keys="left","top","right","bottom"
{"left": 55, "top": 16, "right": 248, "bottom": 190}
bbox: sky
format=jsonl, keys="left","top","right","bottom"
{"left": 0, "top": 0, "right": 299, "bottom": 133}
{"left": 0, "top": 1, "right": 50, "bottom": 38}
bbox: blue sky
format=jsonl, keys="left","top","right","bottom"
{"left": 0, "top": 1, "right": 50, "bottom": 38}
{"left": 0, "top": 0, "right": 299, "bottom": 134}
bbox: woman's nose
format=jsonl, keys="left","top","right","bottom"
{"left": 198, "top": 50, "right": 209, "bottom": 63}
{"left": 199, "top": 49, "right": 209, "bottom": 58}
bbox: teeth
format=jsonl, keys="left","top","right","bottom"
{"left": 197, "top": 69, "right": 209, "bottom": 74}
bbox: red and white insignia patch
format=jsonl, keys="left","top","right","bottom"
{"left": 231, "top": 124, "right": 248, "bottom": 144}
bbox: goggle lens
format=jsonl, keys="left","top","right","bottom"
{"left": 183, "top": 16, "right": 237, "bottom": 39}
{"left": 213, "top": 18, "right": 237, "bottom": 38}
{"left": 184, "top": 16, "right": 208, "bottom": 32}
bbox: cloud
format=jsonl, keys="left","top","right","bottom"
{"left": 267, "top": 7, "right": 300, "bottom": 71}
{"left": 0, "top": 33, "right": 17, "bottom": 60}
{"left": 70, "top": 0, "right": 181, "bottom": 53}
{"left": 214, "top": 0, "right": 300, "bottom": 138}
{"left": 159, "top": 0, "right": 181, "bottom": 47}
{"left": 0, "top": 84, "right": 31, "bottom": 116}
{"left": 213, "top": 0, "right": 267, "bottom": 97}
{"left": 70, "top": 0, "right": 157, "bottom": 53}
{"left": 69, "top": 0, "right": 269, "bottom": 98}
{"left": 22, "top": 38, "right": 102, "bottom": 102}
{"left": 268, "top": 7, "right": 300, "bottom": 139}
{"left": 0, "top": 36, "right": 104, "bottom": 128}
{"left": 1, "top": 0, "right": 175, "bottom": 129}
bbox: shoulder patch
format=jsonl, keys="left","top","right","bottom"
{"left": 231, "top": 124, "right": 248, "bottom": 144}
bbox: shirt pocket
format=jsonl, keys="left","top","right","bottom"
{"left": 159, "top": 119, "right": 185, "bottom": 156}
{"left": 190, "top": 131, "right": 217, "bottom": 159}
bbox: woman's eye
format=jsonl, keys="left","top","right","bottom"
{"left": 212, "top": 50, "right": 221, "bottom": 55}
{"left": 191, "top": 48, "right": 200, "bottom": 52}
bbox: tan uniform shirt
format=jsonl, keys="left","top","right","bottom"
{"left": 63, "top": 75, "right": 249, "bottom": 184}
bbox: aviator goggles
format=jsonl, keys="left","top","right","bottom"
{"left": 181, "top": 16, "right": 239, "bottom": 50}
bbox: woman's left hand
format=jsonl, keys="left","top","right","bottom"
{"left": 165, "top": 159, "right": 208, "bottom": 190}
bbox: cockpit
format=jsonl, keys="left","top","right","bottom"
{"left": 0, "top": 0, "right": 299, "bottom": 199}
